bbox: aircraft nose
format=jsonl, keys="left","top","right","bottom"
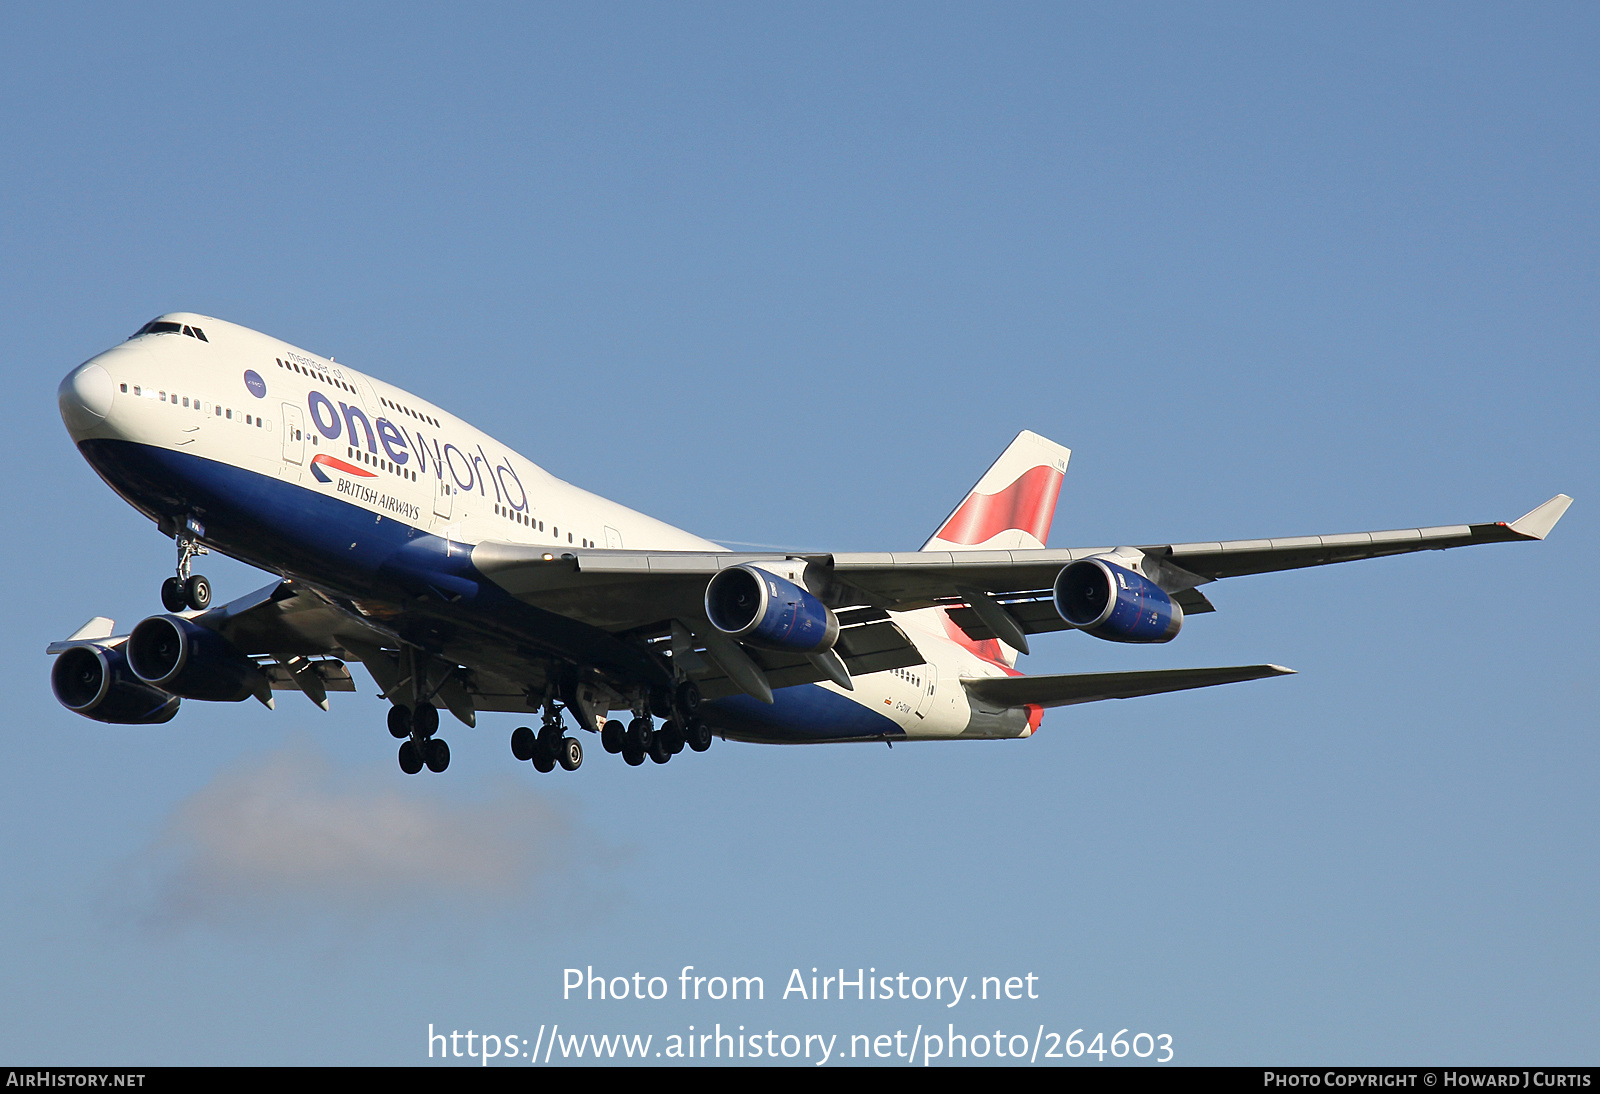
{"left": 59, "top": 362, "right": 115, "bottom": 431}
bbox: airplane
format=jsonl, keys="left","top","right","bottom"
{"left": 50, "top": 313, "right": 1573, "bottom": 775}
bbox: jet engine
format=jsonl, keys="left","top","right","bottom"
{"left": 705, "top": 565, "right": 840, "bottom": 653}
{"left": 1053, "top": 557, "right": 1183, "bottom": 643}
{"left": 126, "top": 615, "right": 268, "bottom": 702}
{"left": 52, "top": 643, "right": 180, "bottom": 724}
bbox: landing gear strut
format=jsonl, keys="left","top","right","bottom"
{"left": 161, "top": 529, "right": 212, "bottom": 612}
{"left": 392, "top": 701, "right": 448, "bottom": 775}
{"left": 506, "top": 678, "right": 712, "bottom": 775}
{"left": 606, "top": 680, "right": 711, "bottom": 769}
{"left": 510, "top": 701, "right": 583, "bottom": 774}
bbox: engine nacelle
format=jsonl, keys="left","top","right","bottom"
{"left": 704, "top": 565, "right": 840, "bottom": 653}
{"left": 126, "top": 615, "right": 267, "bottom": 702}
{"left": 1053, "top": 557, "right": 1183, "bottom": 643}
{"left": 52, "top": 643, "right": 180, "bottom": 724}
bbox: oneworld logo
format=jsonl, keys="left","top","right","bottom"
{"left": 305, "top": 390, "right": 529, "bottom": 512}
{"left": 243, "top": 370, "right": 267, "bottom": 398}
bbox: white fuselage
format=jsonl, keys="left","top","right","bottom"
{"left": 61, "top": 314, "right": 1029, "bottom": 742}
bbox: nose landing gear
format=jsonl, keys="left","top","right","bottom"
{"left": 160, "top": 529, "right": 211, "bottom": 612}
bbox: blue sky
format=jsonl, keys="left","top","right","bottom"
{"left": 1, "top": 3, "right": 1595, "bottom": 1065}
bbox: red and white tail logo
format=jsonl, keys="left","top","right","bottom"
{"left": 922, "top": 430, "right": 1071, "bottom": 552}
{"left": 915, "top": 431, "right": 1071, "bottom": 671}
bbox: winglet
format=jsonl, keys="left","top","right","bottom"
{"left": 65, "top": 617, "right": 115, "bottom": 642}
{"left": 1508, "top": 495, "right": 1573, "bottom": 540}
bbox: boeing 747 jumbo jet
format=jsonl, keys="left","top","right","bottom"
{"left": 50, "top": 314, "right": 1572, "bottom": 775}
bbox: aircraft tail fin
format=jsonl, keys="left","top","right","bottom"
{"left": 914, "top": 431, "right": 1071, "bottom": 670}
{"left": 921, "top": 430, "right": 1072, "bottom": 552}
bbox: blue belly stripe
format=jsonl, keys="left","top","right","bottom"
{"left": 77, "top": 439, "right": 888, "bottom": 744}
{"left": 707, "top": 685, "right": 903, "bottom": 743}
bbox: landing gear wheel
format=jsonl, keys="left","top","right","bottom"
{"left": 675, "top": 680, "right": 702, "bottom": 718}
{"left": 532, "top": 750, "right": 556, "bottom": 773}
{"left": 622, "top": 744, "right": 645, "bottom": 767}
{"left": 511, "top": 726, "right": 536, "bottom": 761}
{"left": 412, "top": 702, "right": 440, "bottom": 738}
{"left": 601, "top": 719, "right": 625, "bottom": 754}
{"left": 538, "top": 722, "right": 563, "bottom": 757}
{"left": 649, "top": 685, "right": 674, "bottom": 718}
{"left": 423, "top": 738, "right": 450, "bottom": 773}
{"left": 626, "top": 717, "right": 653, "bottom": 755}
{"left": 160, "top": 577, "right": 187, "bottom": 613}
{"left": 387, "top": 706, "right": 412, "bottom": 739}
{"left": 398, "top": 740, "right": 424, "bottom": 775}
{"left": 659, "top": 719, "right": 685, "bottom": 756}
{"left": 686, "top": 719, "right": 713, "bottom": 752}
{"left": 184, "top": 574, "right": 211, "bottom": 611}
{"left": 648, "top": 733, "right": 672, "bottom": 764}
{"left": 558, "top": 736, "right": 583, "bottom": 771}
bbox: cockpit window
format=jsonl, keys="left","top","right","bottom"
{"left": 132, "top": 320, "right": 208, "bottom": 341}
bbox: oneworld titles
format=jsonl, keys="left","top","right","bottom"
{"left": 564, "top": 966, "right": 1039, "bottom": 1007}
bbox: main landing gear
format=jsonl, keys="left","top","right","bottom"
{"left": 390, "top": 701, "right": 449, "bottom": 775}
{"left": 160, "top": 531, "right": 212, "bottom": 612}
{"left": 599, "top": 681, "right": 712, "bottom": 768}
{"left": 510, "top": 703, "right": 583, "bottom": 774}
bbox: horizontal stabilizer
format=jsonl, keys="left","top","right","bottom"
{"left": 962, "top": 664, "right": 1295, "bottom": 710}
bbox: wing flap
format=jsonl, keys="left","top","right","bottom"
{"left": 962, "top": 664, "right": 1295, "bottom": 709}
{"left": 262, "top": 659, "right": 358, "bottom": 692}
{"left": 683, "top": 618, "right": 925, "bottom": 700}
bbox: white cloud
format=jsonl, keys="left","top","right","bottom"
{"left": 120, "top": 736, "right": 614, "bottom": 932}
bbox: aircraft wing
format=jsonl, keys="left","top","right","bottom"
{"left": 962, "top": 664, "right": 1295, "bottom": 710}
{"left": 47, "top": 580, "right": 368, "bottom": 711}
{"left": 471, "top": 494, "right": 1572, "bottom": 646}
{"left": 822, "top": 493, "right": 1573, "bottom": 604}
{"left": 45, "top": 579, "right": 555, "bottom": 721}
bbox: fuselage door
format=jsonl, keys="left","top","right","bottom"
{"left": 914, "top": 662, "right": 939, "bottom": 719}
{"left": 433, "top": 479, "right": 454, "bottom": 521}
{"left": 604, "top": 526, "right": 623, "bottom": 549}
{"left": 281, "top": 403, "right": 304, "bottom": 465}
